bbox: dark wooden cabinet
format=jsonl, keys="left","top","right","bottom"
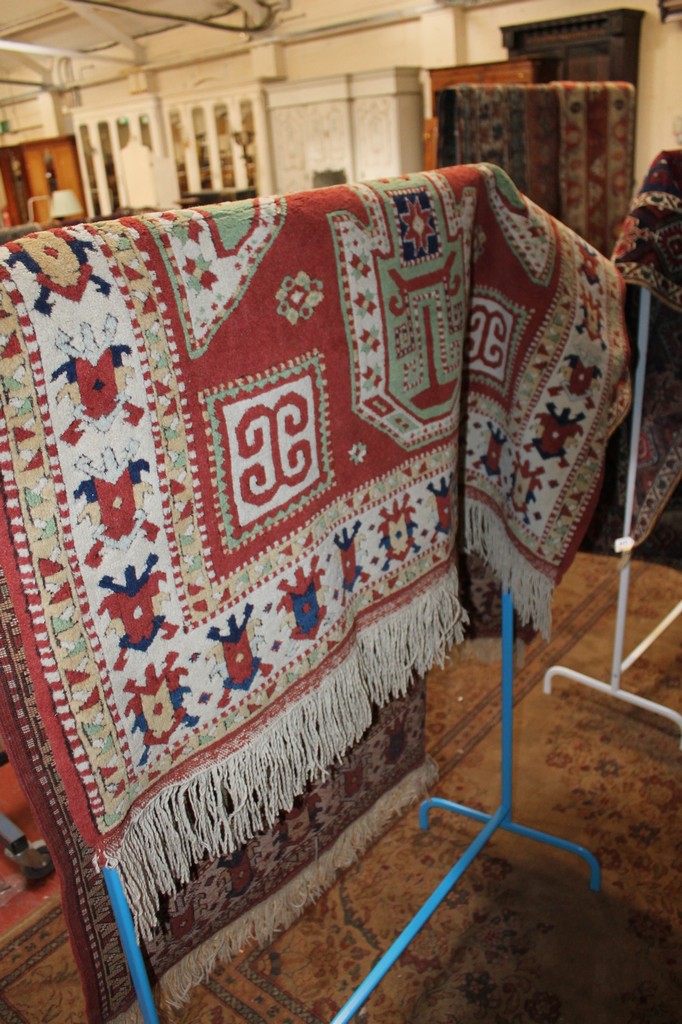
{"left": 501, "top": 8, "right": 644, "bottom": 86}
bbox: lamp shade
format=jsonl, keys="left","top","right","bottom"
{"left": 50, "top": 189, "right": 83, "bottom": 220}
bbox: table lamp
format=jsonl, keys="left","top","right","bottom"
{"left": 50, "top": 189, "right": 83, "bottom": 222}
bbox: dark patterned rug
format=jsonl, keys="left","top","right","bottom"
{"left": 581, "top": 293, "right": 682, "bottom": 570}
{"left": 436, "top": 82, "right": 636, "bottom": 254}
{"left": 584, "top": 151, "right": 682, "bottom": 570}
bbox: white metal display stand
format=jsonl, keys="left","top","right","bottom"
{"left": 544, "top": 288, "right": 682, "bottom": 746}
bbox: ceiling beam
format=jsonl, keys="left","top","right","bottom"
{"left": 0, "top": 38, "right": 133, "bottom": 64}
{"left": 65, "top": 0, "right": 274, "bottom": 34}
{"left": 0, "top": 76, "right": 52, "bottom": 90}
{"left": 233, "top": 1, "right": 272, "bottom": 26}
{"left": 0, "top": 51, "right": 54, "bottom": 83}
{"left": 59, "top": 0, "right": 146, "bottom": 62}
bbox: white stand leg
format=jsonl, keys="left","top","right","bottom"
{"left": 543, "top": 288, "right": 682, "bottom": 747}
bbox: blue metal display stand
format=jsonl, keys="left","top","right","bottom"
{"left": 103, "top": 866, "right": 161, "bottom": 1024}
{"left": 330, "top": 589, "right": 600, "bottom": 1023}
{"left": 102, "top": 589, "right": 600, "bottom": 1024}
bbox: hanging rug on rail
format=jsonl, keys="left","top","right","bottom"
{"left": 0, "top": 164, "right": 629, "bottom": 941}
{"left": 611, "top": 148, "right": 682, "bottom": 547}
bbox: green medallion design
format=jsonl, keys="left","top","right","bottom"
{"left": 330, "top": 173, "right": 467, "bottom": 450}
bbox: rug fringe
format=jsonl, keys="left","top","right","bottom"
{"left": 153, "top": 756, "right": 438, "bottom": 1014}
{"left": 110, "top": 998, "right": 143, "bottom": 1024}
{"left": 464, "top": 503, "right": 553, "bottom": 638}
{"left": 102, "top": 566, "right": 463, "bottom": 942}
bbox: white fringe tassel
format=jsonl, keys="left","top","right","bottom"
{"left": 464, "top": 502, "right": 553, "bottom": 639}
{"left": 157, "top": 756, "right": 439, "bottom": 1015}
{"left": 103, "top": 564, "right": 464, "bottom": 943}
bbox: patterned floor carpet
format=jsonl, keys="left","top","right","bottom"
{"left": 1, "top": 552, "right": 680, "bottom": 1024}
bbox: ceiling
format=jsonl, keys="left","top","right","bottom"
{"left": 0, "top": 0, "right": 278, "bottom": 88}
{"left": 0, "top": 1, "right": 504, "bottom": 99}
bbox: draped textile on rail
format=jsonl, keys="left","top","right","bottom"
{"left": 0, "top": 165, "right": 629, "bottom": 1019}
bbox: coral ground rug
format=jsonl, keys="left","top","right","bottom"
{"left": 0, "top": 166, "right": 628, "bottom": 1021}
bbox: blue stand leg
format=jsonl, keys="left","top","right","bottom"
{"left": 330, "top": 589, "right": 600, "bottom": 1024}
{"left": 103, "top": 867, "right": 160, "bottom": 1024}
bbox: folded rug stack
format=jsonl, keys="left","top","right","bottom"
{"left": 437, "top": 82, "right": 636, "bottom": 255}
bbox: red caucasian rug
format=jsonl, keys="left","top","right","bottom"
{"left": 0, "top": 166, "right": 628, "bottom": 1021}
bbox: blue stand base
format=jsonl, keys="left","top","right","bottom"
{"left": 419, "top": 796, "right": 600, "bottom": 891}
{"left": 101, "top": 590, "right": 600, "bottom": 1024}
{"left": 330, "top": 590, "right": 600, "bottom": 1024}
